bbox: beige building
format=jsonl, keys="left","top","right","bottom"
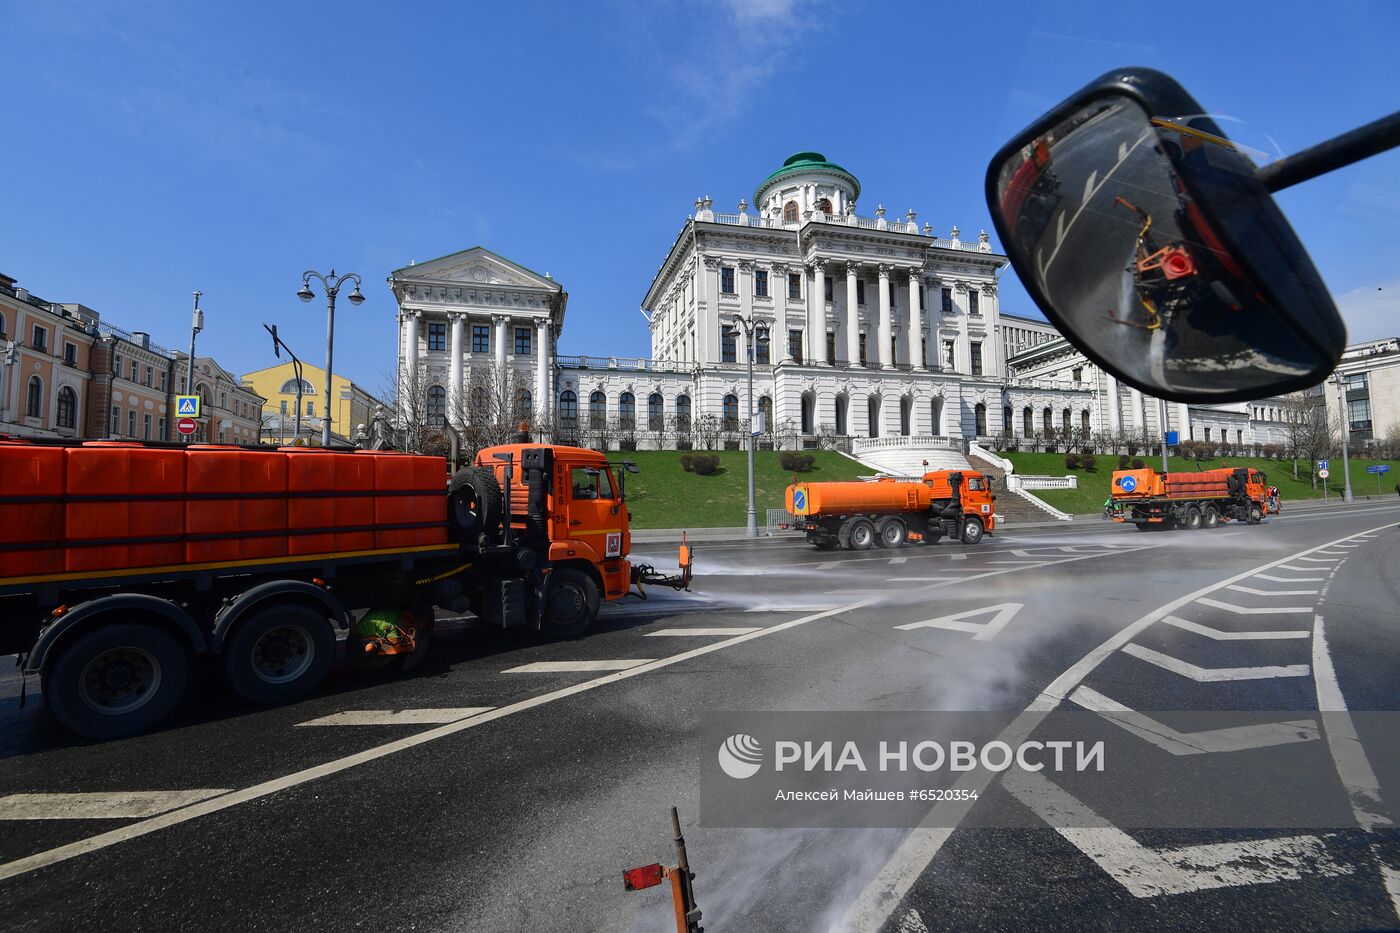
{"left": 0, "top": 275, "right": 98, "bottom": 438}
{"left": 175, "top": 355, "right": 264, "bottom": 444}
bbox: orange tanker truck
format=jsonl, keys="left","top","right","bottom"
{"left": 1106, "top": 466, "right": 1269, "bottom": 531}
{"left": 785, "top": 470, "right": 997, "bottom": 550}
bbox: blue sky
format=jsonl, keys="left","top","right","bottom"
{"left": 4, "top": 0, "right": 1398, "bottom": 394}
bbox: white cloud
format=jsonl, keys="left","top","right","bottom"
{"left": 1335, "top": 278, "right": 1400, "bottom": 343}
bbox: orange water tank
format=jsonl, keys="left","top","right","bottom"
{"left": 285, "top": 449, "right": 340, "bottom": 555}
{"left": 787, "top": 477, "right": 933, "bottom": 517}
{"left": 0, "top": 443, "right": 67, "bottom": 576}
{"left": 366, "top": 452, "right": 448, "bottom": 548}
{"left": 185, "top": 446, "right": 288, "bottom": 562}
{"left": 66, "top": 443, "right": 186, "bottom": 572}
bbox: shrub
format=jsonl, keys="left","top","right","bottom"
{"left": 1117, "top": 454, "right": 1130, "bottom": 470}
{"left": 1131, "top": 458, "right": 1145, "bottom": 469}
{"left": 779, "top": 451, "right": 815, "bottom": 472}
{"left": 1065, "top": 452, "right": 1081, "bottom": 470}
{"left": 1082, "top": 454, "right": 1097, "bottom": 472}
{"left": 680, "top": 452, "right": 720, "bottom": 475}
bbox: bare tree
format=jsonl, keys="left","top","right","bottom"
{"left": 1280, "top": 391, "right": 1333, "bottom": 486}
{"left": 379, "top": 365, "right": 436, "bottom": 454}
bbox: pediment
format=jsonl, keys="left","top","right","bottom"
{"left": 395, "top": 247, "right": 558, "bottom": 292}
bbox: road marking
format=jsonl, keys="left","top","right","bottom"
{"left": 1316, "top": 549, "right": 1348, "bottom": 555}
{"left": 988, "top": 560, "right": 1048, "bottom": 566}
{"left": 1298, "top": 556, "right": 1341, "bottom": 563}
{"left": 1256, "top": 572, "right": 1326, "bottom": 583}
{"left": 895, "top": 908, "right": 929, "bottom": 933}
{"left": 895, "top": 603, "right": 1022, "bottom": 641}
{"left": 1002, "top": 771, "right": 1352, "bottom": 898}
{"left": 0, "top": 791, "right": 232, "bottom": 821}
{"left": 889, "top": 556, "right": 909, "bottom": 564}
{"left": 1227, "top": 584, "right": 1319, "bottom": 597}
{"left": 816, "top": 561, "right": 839, "bottom": 571}
{"left": 949, "top": 553, "right": 967, "bottom": 560}
{"left": 644, "top": 627, "right": 761, "bottom": 637}
{"left": 502, "top": 660, "right": 653, "bottom": 673}
{"left": 1163, "top": 615, "right": 1309, "bottom": 640}
{"left": 886, "top": 577, "right": 969, "bottom": 583}
{"left": 296, "top": 708, "right": 494, "bottom": 727}
{"left": 1196, "top": 597, "right": 1313, "bottom": 615}
{"left": 1070, "top": 685, "right": 1318, "bottom": 754}
{"left": 1122, "top": 643, "right": 1310, "bottom": 681}
{"left": 744, "top": 605, "right": 838, "bottom": 613}
{"left": 1276, "top": 563, "right": 1330, "bottom": 572}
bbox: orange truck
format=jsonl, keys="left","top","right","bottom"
{"left": 785, "top": 470, "right": 997, "bottom": 550}
{"left": 0, "top": 433, "right": 690, "bottom": 739}
{"left": 1106, "top": 466, "right": 1269, "bottom": 530}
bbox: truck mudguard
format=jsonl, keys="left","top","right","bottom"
{"left": 211, "top": 579, "right": 350, "bottom": 652}
{"left": 25, "top": 593, "right": 207, "bottom": 674}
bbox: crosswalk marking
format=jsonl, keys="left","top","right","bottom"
{"left": 297, "top": 708, "right": 493, "bottom": 727}
{"left": 1196, "top": 597, "right": 1313, "bottom": 615}
{"left": 503, "top": 659, "right": 653, "bottom": 673}
{"left": 1069, "top": 685, "right": 1319, "bottom": 754}
{"left": 0, "top": 790, "right": 231, "bottom": 821}
{"left": 1227, "top": 584, "right": 1319, "bottom": 597}
{"left": 645, "top": 627, "right": 761, "bottom": 637}
{"left": 1122, "top": 643, "right": 1310, "bottom": 681}
{"left": 1164, "top": 615, "right": 1309, "bottom": 640}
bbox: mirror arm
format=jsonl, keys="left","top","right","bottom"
{"left": 1256, "top": 110, "right": 1400, "bottom": 193}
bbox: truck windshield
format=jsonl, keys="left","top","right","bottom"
{"left": 570, "top": 466, "right": 614, "bottom": 500}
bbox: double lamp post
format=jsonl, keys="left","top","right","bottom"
{"left": 297, "top": 269, "right": 364, "bottom": 447}
{"left": 726, "top": 312, "right": 767, "bottom": 538}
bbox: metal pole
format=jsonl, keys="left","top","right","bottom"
{"left": 745, "top": 320, "right": 757, "bottom": 538}
{"left": 322, "top": 291, "right": 336, "bottom": 447}
{"left": 186, "top": 291, "right": 202, "bottom": 443}
{"left": 1336, "top": 376, "right": 1354, "bottom": 504}
{"left": 1156, "top": 396, "right": 1170, "bottom": 474}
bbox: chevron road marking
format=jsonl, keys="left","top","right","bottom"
{"left": 1255, "top": 573, "right": 1326, "bottom": 583}
{"left": 1069, "top": 685, "right": 1318, "bottom": 755}
{"left": 1122, "top": 643, "right": 1310, "bottom": 681}
{"left": 1277, "top": 564, "right": 1331, "bottom": 572}
{"left": 297, "top": 708, "right": 494, "bottom": 727}
{"left": 1163, "top": 615, "right": 1310, "bottom": 641}
{"left": 1196, "top": 597, "right": 1313, "bottom": 615}
{"left": 1227, "top": 584, "right": 1320, "bottom": 597}
{"left": 1297, "top": 556, "right": 1341, "bottom": 563}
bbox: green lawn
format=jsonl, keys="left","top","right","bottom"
{"left": 618, "top": 449, "right": 867, "bottom": 528}
{"left": 996, "top": 450, "right": 1400, "bottom": 515}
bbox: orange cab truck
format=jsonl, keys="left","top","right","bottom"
{"left": 0, "top": 434, "right": 690, "bottom": 739}
{"left": 1107, "top": 466, "right": 1269, "bottom": 530}
{"left": 785, "top": 470, "right": 997, "bottom": 550}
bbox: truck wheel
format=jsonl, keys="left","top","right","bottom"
{"left": 812, "top": 537, "right": 839, "bottom": 551}
{"left": 875, "top": 517, "right": 907, "bottom": 548}
{"left": 224, "top": 605, "right": 335, "bottom": 704}
{"left": 44, "top": 623, "right": 189, "bottom": 740}
{"left": 448, "top": 466, "right": 502, "bottom": 545}
{"left": 1203, "top": 506, "right": 1221, "bottom": 529}
{"left": 961, "top": 517, "right": 985, "bottom": 545}
{"left": 1182, "top": 507, "right": 1203, "bottom": 531}
{"left": 540, "top": 568, "right": 599, "bottom": 639}
{"left": 845, "top": 518, "right": 876, "bottom": 551}
{"left": 1249, "top": 505, "right": 1263, "bottom": 524}
{"left": 1133, "top": 522, "right": 1151, "bottom": 532}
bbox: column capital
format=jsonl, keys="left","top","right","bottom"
{"left": 737, "top": 259, "right": 754, "bottom": 272}
{"left": 400, "top": 308, "right": 422, "bottom": 322}
{"left": 491, "top": 313, "right": 510, "bottom": 325}
{"left": 843, "top": 261, "right": 861, "bottom": 277}
{"left": 702, "top": 257, "right": 721, "bottom": 270}
{"left": 447, "top": 310, "right": 466, "bottom": 323}
{"left": 876, "top": 263, "right": 892, "bottom": 278}
{"left": 809, "top": 259, "right": 828, "bottom": 273}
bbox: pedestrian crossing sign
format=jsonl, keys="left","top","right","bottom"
{"left": 176, "top": 395, "right": 201, "bottom": 417}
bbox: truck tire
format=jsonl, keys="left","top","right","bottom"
{"left": 844, "top": 518, "right": 876, "bottom": 551}
{"left": 43, "top": 623, "right": 189, "bottom": 740}
{"left": 1182, "top": 507, "right": 1203, "bottom": 531}
{"left": 1247, "top": 504, "right": 1263, "bottom": 525}
{"left": 224, "top": 605, "right": 335, "bottom": 704}
{"left": 1133, "top": 522, "right": 1151, "bottom": 532}
{"left": 875, "top": 517, "right": 907, "bottom": 548}
{"left": 1203, "top": 506, "right": 1221, "bottom": 529}
{"left": 448, "top": 466, "right": 502, "bottom": 545}
{"left": 540, "top": 568, "right": 599, "bottom": 639}
{"left": 961, "top": 517, "right": 985, "bottom": 545}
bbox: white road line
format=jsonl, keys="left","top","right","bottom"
{"left": 1122, "top": 643, "right": 1310, "bottom": 681}
{"left": 844, "top": 522, "right": 1391, "bottom": 931}
{"left": 886, "top": 577, "right": 969, "bottom": 583}
{"left": 1256, "top": 572, "right": 1326, "bottom": 583}
{"left": 949, "top": 553, "right": 967, "bottom": 560}
{"left": 1316, "top": 549, "right": 1348, "bottom": 555}
{"left": 503, "top": 660, "right": 653, "bottom": 673}
{"left": 1276, "top": 563, "right": 1330, "bottom": 572}
{"left": 895, "top": 603, "right": 1022, "bottom": 641}
{"left": 816, "top": 561, "right": 839, "bottom": 571}
{"left": 988, "top": 560, "right": 1048, "bottom": 566}
{"left": 0, "top": 790, "right": 232, "bottom": 821}
{"left": 1002, "top": 771, "right": 1352, "bottom": 898}
{"left": 1069, "top": 685, "right": 1318, "bottom": 754}
{"left": 644, "top": 627, "right": 761, "bottom": 637}
{"left": 1163, "top": 615, "right": 1309, "bottom": 641}
{"left": 1196, "top": 597, "right": 1313, "bottom": 615}
{"left": 889, "top": 556, "right": 909, "bottom": 564}
{"left": 1227, "top": 584, "right": 1319, "bottom": 597}
{"left": 296, "top": 708, "right": 494, "bottom": 727}
{"left": 1298, "top": 556, "right": 1341, "bottom": 563}
{"left": 744, "top": 605, "right": 838, "bottom": 613}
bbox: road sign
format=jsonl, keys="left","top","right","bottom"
{"left": 1317, "top": 459, "right": 1328, "bottom": 471}
{"left": 1317, "top": 468, "right": 1330, "bottom": 480}
{"left": 1119, "top": 475, "right": 1138, "bottom": 493}
{"left": 1366, "top": 464, "right": 1390, "bottom": 475}
{"left": 176, "top": 417, "right": 198, "bottom": 436}
{"left": 176, "top": 395, "right": 201, "bottom": 417}
{"left": 1164, "top": 431, "right": 1179, "bottom": 446}
{"left": 792, "top": 489, "right": 807, "bottom": 513}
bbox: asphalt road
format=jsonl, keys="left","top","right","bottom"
{"left": 2, "top": 501, "right": 1399, "bottom": 932}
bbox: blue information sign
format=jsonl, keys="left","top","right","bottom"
{"left": 792, "top": 489, "right": 807, "bottom": 513}
{"left": 1164, "top": 431, "right": 1179, "bottom": 446}
{"left": 1317, "top": 459, "right": 1329, "bottom": 471}
{"left": 1119, "top": 475, "right": 1138, "bottom": 493}
{"left": 1366, "top": 464, "right": 1390, "bottom": 475}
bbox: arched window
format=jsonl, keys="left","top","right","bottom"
{"left": 722, "top": 394, "right": 739, "bottom": 431}
{"left": 1003, "top": 406, "right": 1013, "bottom": 435}
{"left": 559, "top": 390, "right": 579, "bottom": 427}
{"left": 675, "top": 394, "right": 692, "bottom": 431}
{"left": 26, "top": 377, "right": 42, "bottom": 418}
{"left": 589, "top": 390, "right": 607, "bottom": 428}
{"left": 900, "top": 396, "right": 913, "bottom": 436}
{"left": 975, "top": 403, "right": 987, "bottom": 436}
{"left": 195, "top": 382, "right": 210, "bottom": 408}
{"left": 800, "top": 392, "right": 814, "bottom": 435}
{"left": 783, "top": 201, "right": 798, "bottom": 224}
{"left": 56, "top": 386, "right": 76, "bottom": 428}
{"left": 279, "top": 377, "right": 315, "bottom": 395}
{"left": 1081, "top": 409, "right": 1091, "bottom": 432}
{"left": 647, "top": 393, "right": 664, "bottom": 431}
{"left": 1062, "top": 407, "right": 1072, "bottom": 433}
{"left": 515, "top": 388, "right": 532, "bottom": 417}
{"left": 758, "top": 395, "right": 773, "bottom": 432}
{"left": 931, "top": 397, "right": 944, "bottom": 437}
{"left": 867, "top": 395, "right": 881, "bottom": 438}
{"left": 1022, "top": 407, "right": 1033, "bottom": 437}
{"left": 815, "top": 197, "right": 832, "bottom": 214}
{"left": 835, "top": 394, "right": 848, "bottom": 435}
{"left": 426, "top": 385, "right": 446, "bottom": 426}
{"left": 619, "top": 392, "right": 636, "bottom": 428}
{"left": 1042, "top": 407, "right": 1053, "bottom": 433}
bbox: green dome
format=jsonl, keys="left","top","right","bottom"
{"left": 754, "top": 151, "right": 861, "bottom": 207}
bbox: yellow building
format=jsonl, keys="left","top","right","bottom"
{"left": 241, "top": 361, "right": 388, "bottom": 446}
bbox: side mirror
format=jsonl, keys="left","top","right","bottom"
{"left": 623, "top": 460, "right": 640, "bottom": 474}
{"left": 986, "top": 68, "right": 1345, "bottom": 403}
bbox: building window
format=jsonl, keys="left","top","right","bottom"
{"left": 943, "top": 341, "right": 956, "bottom": 370}
{"left": 675, "top": 394, "right": 691, "bottom": 431}
{"left": 1081, "top": 410, "right": 1091, "bottom": 432}
{"left": 426, "top": 385, "right": 446, "bottom": 426}
{"left": 131, "top": 362, "right": 138, "bottom": 381}
{"left": 754, "top": 269, "right": 769, "bottom": 298}
{"left": 515, "top": 388, "right": 532, "bottom": 417}
{"left": 280, "top": 377, "right": 315, "bottom": 395}
{"left": 618, "top": 392, "right": 635, "bottom": 429}
{"left": 1003, "top": 406, "right": 1014, "bottom": 434}
{"left": 128, "top": 410, "right": 137, "bottom": 437}
{"left": 758, "top": 395, "right": 772, "bottom": 432}
{"left": 220, "top": 391, "right": 227, "bottom": 409}
{"left": 856, "top": 280, "right": 866, "bottom": 305}
{"left": 307, "top": 401, "right": 315, "bottom": 416}
{"left": 647, "top": 393, "right": 664, "bottom": 431}
{"left": 25, "top": 377, "right": 42, "bottom": 417}
{"left": 427, "top": 322, "right": 446, "bottom": 351}
{"left": 515, "top": 327, "right": 532, "bottom": 355}
{"left": 970, "top": 341, "right": 983, "bottom": 376}
{"left": 0, "top": 312, "right": 5, "bottom": 337}
{"left": 1062, "top": 408, "right": 1072, "bottom": 433}
{"left": 756, "top": 328, "right": 770, "bottom": 365}
{"left": 890, "top": 335, "right": 897, "bottom": 365}
{"left": 281, "top": 400, "right": 288, "bottom": 414}
{"left": 920, "top": 338, "right": 927, "bottom": 368}
{"left": 788, "top": 329, "right": 803, "bottom": 365}
{"left": 1236, "top": 429, "right": 1243, "bottom": 445}
{"left": 142, "top": 365, "right": 151, "bottom": 386}
{"left": 589, "top": 390, "right": 606, "bottom": 428}
{"left": 888, "top": 279, "right": 897, "bottom": 309}
{"left": 975, "top": 403, "right": 987, "bottom": 435}
{"left": 56, "top": 386, "right": 75, "bottom": 427}
{"left": 787, "top": 273, "right": 801, "bottom": 300}
{"left": 824, "top": 277, "right": 833, "bottom": 302}
{"left": 968, "top": 290, "right": 980, "bottom": 315}
{"left": 64, "top": 342, "right": 77, "bottom": 365}
{"left": 941, "top": 288, "right": 953, "bottom": 314}
{"left": 559, "top": 390, "right": 578, "bottom": 427}
{"left": 826, "top": 332, "right": 836, "bottom": 365}
{"left": 158, "top": 417, "right": 166, "bottom": 439}
{"left": 472, "top": 324, "right": 490, "bottom": 353}
{"left": 783, "top": 201, "right": 798, "bottom": 223}
{"left": 859, "top": 332, "right": 868, "bottom": 366}
{"left": 31, "top": 325, "right": 47, "bottom": 352}
{"left": 721, "top": 394, "right": 739, "bottom": 431}
{"left": 143, "top": 413, "right": 152, "bottom": 440}
{"left": 815, "top": 197, "right": 832, "bottom": 214}
{"left": 721, "top": 325, "right": 737, "bottom": 363}
{"left": 114, "top": 353, "right": 123, "bottom": 376}
{"left": 111, "top": 406, "right": 119, "bottom": 433}
{"left": 159, "top": 372, "right": 167, "bottom": 391}
{"left": 1348, "top": 397, "right": 1372, "bottom": 432}
{"left": 918, "top": 285, "right": 925, "bottom": 310}
{"left": 720, "top": 267, "right": 736, "bottom": 295}
{"left": 1022, "top": 407, "right": 1033, "bottom": 436}
{"left": 1043, "top": 407, "right": 1053, "bottom": 433}
{"left": 1072, "top": 366, "right": 1083, "bottom": 383}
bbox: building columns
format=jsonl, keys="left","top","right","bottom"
{"left": 876, "top": 265, "right": 892, "bottom": 370}
{"left": 1176, "top": 401, "right": 1192, "bottom": 440}
{"left": 535, "top": 317, "right": 550, "bottom": 426}
{"left": 493, "top": 315, "right": 508, "bottom": 391}
{"left": 844, "top": 263, "right": 860, "bottom": 366}
{"left": 1105, "top": 371, "right": 1122, "bottom": 433}
{"left": 908, "top": 268, "right": 924, "bottom": 370}
{"left": 447, "top": 312, "right": 465, "bottom": 425}
{"left": 809, "top": 260, "right": 827, "bottom": 365}
{"left": 1130, "top": 388, "right": 1146, "bottom": 432}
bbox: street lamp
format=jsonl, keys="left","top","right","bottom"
{"left": 185, "top": 291, "right": 204, "bottom": 443}
{"left": 297, "top": 268, "right": 365, "bottom": 447}
{"left": 263, "top": 323, "right": 305, "bottom": 445}
{"left": 1333, "top": 372, "right": 1354, "bottom": 504}
{"left": 727, "top": 313, "right": 766, "bottom": 538}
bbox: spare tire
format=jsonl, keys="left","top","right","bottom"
{"left": 448, "top": 466, "right": 502, "bottom": 544}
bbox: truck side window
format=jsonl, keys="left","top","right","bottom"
{"left": 967, "top": 477, "right": 984, "bottom": 491}
{"left": 570, "top": 467, "right": 614, "bottom": 500}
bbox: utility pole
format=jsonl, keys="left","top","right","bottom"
{"left": 185, "top": 291, "right": 204, "bottom": 443}
{"left": 729, "top": 313, "right": 762, "bottom": 537}
{"left": 1334, "top": 373, "right": 1354, "bottom": 504}
{"left": 298, "top": 269, "right": 365, "bottom": 447}
{"left": 1156, "top": 396, "right": 1170, "bottom": 473}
